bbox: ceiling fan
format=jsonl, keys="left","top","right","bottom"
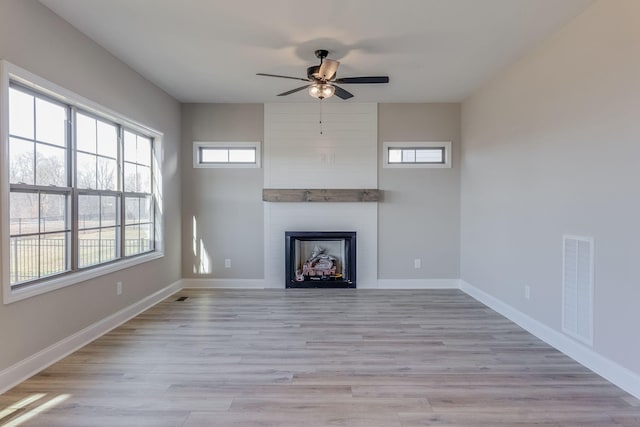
{"left": 257, "top": 49, "right": 389, "bottom": 100}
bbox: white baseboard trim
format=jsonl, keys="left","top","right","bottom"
{"left": 377, "top": 279, "right": 459, "bottom": 289}
{"left": 459, "top": 279, "right": 640, "bottom": 400}
{"left": 181, "top": 278, "right": 266, "bottom": 289}
{"left": 353, "top": 281, "right": 379, "bottom": 289}
{"left": 0, "top": 280, "right": 181, "bottom": 395}
{"left": 181, "top": 278, "right": 460, "bottom": 290}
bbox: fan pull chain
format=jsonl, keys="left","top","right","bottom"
{"left": 319, "top": 100, "right": 324, "bottom": 135}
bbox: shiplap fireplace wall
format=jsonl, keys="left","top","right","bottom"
{"left": 263, "top": 103, "right": 379, "bottom": 288}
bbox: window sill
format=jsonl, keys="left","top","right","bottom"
{"left": 3, "top": 251, "right": 164, "bottom": 304}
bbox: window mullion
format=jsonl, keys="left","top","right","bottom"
{"left": 118, "top": 126, "right": 124, "bottom": 259}
{"left": 36, "top": 190, "right": 41, "bottom": 278}
{"left": 31, "top": 96, "right": 37, "bottom": 185}
{"left": 66, "top": 106, "right": 73, "bottom": 274}
{"left": 97, "top": 194, "right": 102, "bottom": 265}
{"left": 68, "top": 107, "right": 75, "bottom": 188}
{"left": 118, "top": 126, "right": 123, "bottom": 193}
{"left": 68, "top": 189, "right": 76, "bottom": 272}
{"left": 150, "top": 140, "right": 155, "bottom": 251}
{"left": 116, "top": 193, "right": 125, "bottom": 258}
{"left": 70, "top": 107, "right": 79, "bottom": 272}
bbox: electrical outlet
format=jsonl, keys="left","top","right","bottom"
{"left": 414, "top": 258, "right": 421, "bottom": 269}
{"left": 224, "top": 259, "right": 231, "bottom": 268}
{"left": 116, "top": 281, "right": 123, "bottom": 296}
{"left": 524, "top": 285, "right": 531, "bottom": 300}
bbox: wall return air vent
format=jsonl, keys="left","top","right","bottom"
{"left": 562, "top": 235, "right": 594, "bottom": 346}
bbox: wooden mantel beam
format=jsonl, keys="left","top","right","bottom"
{"left": 262, "top": 189, "right": 382, "bottom": 203}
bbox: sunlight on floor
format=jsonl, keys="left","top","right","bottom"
{"left": 0, "top": 393, "right": 69, "bottom": 427}
{"left": 0, "top": 394, "right": 45, "bottom": 422}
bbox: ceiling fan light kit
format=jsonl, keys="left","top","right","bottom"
{"left": 257, "top": 49, "right": 389, "bottom": 101}
{"left": 308, "top": 83, "right": 335, "bottom": 100}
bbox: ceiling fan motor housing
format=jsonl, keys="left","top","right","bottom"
{"left": 307, "top": 65, "right": 321, "bottom": 80}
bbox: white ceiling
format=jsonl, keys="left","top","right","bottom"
{"left": 39, "top": 0, "right": 592, "bottom": 103}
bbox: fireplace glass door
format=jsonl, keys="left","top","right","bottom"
{"left": 285, "top": 231, "right": 356, "bottom": 288}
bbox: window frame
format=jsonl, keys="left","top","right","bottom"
{"left": 1, "top": 60, "right": 164, "bottom": 304}
{"left": 193, "top": 141, "right": 261, "bottom": 168}
{"left": 383, "top": 141, "right": 452, "bottom": 169}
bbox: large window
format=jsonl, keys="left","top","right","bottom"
{"left": 2, "top": 61, "right": 162, "bottom": 302}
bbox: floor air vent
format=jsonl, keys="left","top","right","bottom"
{"left": 562, "top": 235, "right": 594, "bottom": 346}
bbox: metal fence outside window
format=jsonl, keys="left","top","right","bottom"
{"left": 9, "top": 238, "right": 150, "bottom": 284}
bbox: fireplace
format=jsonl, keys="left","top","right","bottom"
{"left": 285, "top": 231, "right": 356, "bottom": 288}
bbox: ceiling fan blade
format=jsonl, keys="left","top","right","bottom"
{"left": 318, "top": 59, "right": 340, "bottom": 81}
{"left": 333, "top": 85, "right": 354, "bottom": 100}
{"left": 257, "top": 73, "right": 310, "bottom": 82}
{"left": 334, "top": 76, "right": 390, "bottom": 84}
{"left": 277, "top": 85, "right": 311, "bottom": 96}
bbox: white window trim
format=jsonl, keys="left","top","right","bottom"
{"left": 0, "top": 60, "right": 164, "bottom": 304}
{"left": 193, "top": 141, "right": 261, "bottom": 168}
{"left": 383, "top": 141, "right": 452, "bottom": 169}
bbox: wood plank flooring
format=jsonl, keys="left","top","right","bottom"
{"left": 1, "top": 289, "right": 639, "bottom": 426}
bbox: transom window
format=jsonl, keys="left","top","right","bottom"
{"left": 388, "top": 147, "right": 445, "bottom": 164}
{"left": 383, "top": 142, "right": 452, "bottom": 169}
{"left": 193, "top": 142, "right": 261, "bottom": 168}
{"left": 2, "top": 61, "right": 163, "bottom": 302}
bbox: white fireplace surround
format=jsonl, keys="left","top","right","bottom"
{"left": 264, "top": 203, "right": 377, "bottom": 288}
{"left": 262, "top": 102, "right": 381, "bottom": 288}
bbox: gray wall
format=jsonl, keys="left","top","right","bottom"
{"left": 181, "top": 103, "right": 461, "bottom": 283}
{"left": 0, "top": 0, "right": 181, "bottom": 371}
{"left": 181, "top": 104, "right": 264, "bottom": 279}
{"left": 378, "top": 104, "right": 461, "bottom": 279}
{"left": 461, "top": 0, "right": 640, "bottom": 375}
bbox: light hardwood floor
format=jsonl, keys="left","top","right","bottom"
{"left": 1, "top": 289, "right": 639, "bottom": 426}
